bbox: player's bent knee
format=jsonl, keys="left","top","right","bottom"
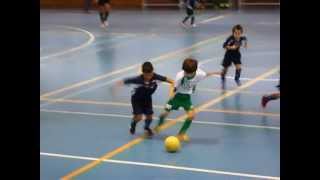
{"left": 133, "top": 115, "right": 143, "bottom": 121}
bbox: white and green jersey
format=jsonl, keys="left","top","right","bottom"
{"left": 175, "top": 68, "right": 207, "bottom": 94}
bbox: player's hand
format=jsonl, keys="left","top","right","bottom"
{"left": 231, "top": 45, "right": 239, "bottom": 49}
{"left": 227, "top": 45, "right": 237, "bottom": 50}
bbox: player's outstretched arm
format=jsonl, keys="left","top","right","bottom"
{"left": 206, "top": 71, "right": 221, "bottom": 77}
{"left": 166, "top": 78, "right": 175, "bottom": 98}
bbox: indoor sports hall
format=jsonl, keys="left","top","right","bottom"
{"left": 40, "top": 0, "right": 280, "bottom": 179}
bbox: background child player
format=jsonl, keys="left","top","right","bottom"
{"left": 96, "top": 0, "right": 111, "bottom": 28}
{"left": 155, "top": 58, "right": 221, "bottom": 142}
{"left": 115, "top": 62, "right": 174, "bottom": 137}
{"left": 181, "top": 0, "right": 204, "bottom": 28}
{"left": 221, "top": 24, "right": 248, "bottom": 89}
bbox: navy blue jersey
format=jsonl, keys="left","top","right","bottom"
{"left": 124, "top": 73, "right": 167, "bottom": 99}
{"left": 185, "top": 0, "right": 198, "bottom": 9}
{"left": 223, "top": 35, "right": 247, "bottom": 52}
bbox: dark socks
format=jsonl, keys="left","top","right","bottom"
{"left": 221, "top": 68, "right": 227, "bottom": 81}
{"left": 235, "top": 68, "right": 241, "bottom": 81}
{"left": 178, "top": 118, "right": 192, "bottom": 134}
{"left": 104, "top": 11, "right": 109, "bottom": 21}
{"left": 99, "top": 12, "right": 105, "bottom": 23}
{"left": 191, "top": 16, "right": 195, "bottom": 25}
{"left": 158, "top": 115, "right": 166, "bottom": 126}
{"left": 130, "top": 119, "right": 139, "bottom": 134}
{"left": 144, "top": 119, "right": 152, "bottom": 129}
{"left": 183, "top": 16, "right": 190, "bottom": 23}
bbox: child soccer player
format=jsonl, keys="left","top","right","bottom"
{"left": 155, "top": 58, "right": 221, "bottom": 141}
{"left": 115, "top": 62, "right": 174, "bottom": 137}
{"left": 96, "top": 0, "right": 111, "bottom": 28}
{"left": 261, "top": 83, "right": 280, "bottom": 108}
{"left": 181, "top": 0, "right": 204, "bottom": 28}
{"left": 221, "top": 24, "right": 248, "bottom": 89}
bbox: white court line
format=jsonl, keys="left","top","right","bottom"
{"left": 40, "top": 109, "right": 280, "bottom": 130}
{"left": 199, "top": 15, "right": 227, "bottom": 24}
{"left": 39, "top": 73, "right": 134, "bottom": 108}
{"left": 40, "top": 98, "right": 280, "bottom": 116}
{"left": 40, "top": 25, "right": 95, "bottom": 61}
{"left": 40, "top": 33, "right": 228, "bottom": 99}
{"left": 40, "top": 51, "right": 277, "bottom": 108}
{"left": 40, "top": 152, "right": 280, "bottom": 180}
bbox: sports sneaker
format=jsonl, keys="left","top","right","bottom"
{"left": 176, "top": 133, "right": 190, "bottom": 142}
{"left": 261, "top": 96, "right": 269, "bottom": 108}
{"left": 100, "top": 23, "right": 106, "bottom": 28}
{"left": 180, "top": 22, "right": 188, "bottom": 28}
{"left": 191, "top": 24, "right": 197, "bottom": 28}
{"left": 154, "top": 125, "right": 161, "bottom": 133}
{"left": 144, "top": 127, "right": 154, "bottom": 137}
{"left": 235, "top": 79, "right": 241, "bottom": 86}
{"left": 104, "top": 21, "right": 109, "bottom": 27}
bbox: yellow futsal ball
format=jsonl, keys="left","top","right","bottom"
{"left": 164, "top": 136, "right": 181, "bottom": 153}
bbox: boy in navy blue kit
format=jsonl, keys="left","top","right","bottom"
{"left": 116, "top": 62, "right": 174, "bottom": 137}
{"left": 221, "top": 24, "right": 248, "bottom": 89}
{"left": 181, "top": 0, "right": 204, "bottom": 28}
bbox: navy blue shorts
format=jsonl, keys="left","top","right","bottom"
{"left": 131, "top": 97, "right": 153, "bottom": 115}
{"left": 186, "top": 8, "right": 194, "bottom": 16}
{"left": 222, "top": 52, "right": 241, "bottom": 67}
{"left": 98, "top": 0, "right": 110, "bottom": 6}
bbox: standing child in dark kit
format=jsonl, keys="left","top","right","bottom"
{"left": 221, "top": 24, "right": 248, "bottom": 89}
{"left": 181, "top": 0, "right": 204, "bottom": 28}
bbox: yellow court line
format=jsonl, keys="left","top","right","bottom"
{"left": 40, "top": 98, "right": 279, "bottom": 117}
{"left": 61, "top": 66, "right": 279, "bottom": 179}
{"left": 40, "top": 33, "right": 228, "bottom": 99}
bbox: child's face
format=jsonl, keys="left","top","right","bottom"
{"left": 233, "top": 29, "right": 242, "bottom": 39}
{"left": 184, "top": 72, "right": 196, "bottom": 79}
{"left": 143, "top": 72, "right": 154, "bottom": 81}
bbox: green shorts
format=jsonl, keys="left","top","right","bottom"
{"left": 165, "top": 93, "right": 194, "bottom": 112}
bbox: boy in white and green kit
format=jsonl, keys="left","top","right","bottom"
{"left": 155, "top": 58, "right": 221, "bottom": 142}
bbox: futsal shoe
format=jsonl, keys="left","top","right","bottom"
{"left": 100, "top": 23, "right": 106, "bottom": 28}
{"left": 154, "top": 125, "right": 161, "bottom": 133}
{"left": 176, "top": 133, "right": 190, "bottom": 142}
{"left": 235, "top": 79, "right": 242, "bottom": 86}
{"left": 261, "top": 96, "right": 269, "bottom": 108}
{"left": 191, "top": 24, "right": 197, "bottom": 28}
{"left": 180, "top": 22, "right": 188, "bottom": 28}
{"left": 104, "top": 21, "right": 109, "bottom": 27}
{"left": 144, "top": 127, "right": 154, "bottom": 137}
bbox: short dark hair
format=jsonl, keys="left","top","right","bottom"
{"left": 142, "top": 61, "right": 154, "bottom": 73}
{"left": 182, "top": 58, "right": 198, "bottom": 73}
{"left": 232, "top": 24, "right": 243, "bottom": 33}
